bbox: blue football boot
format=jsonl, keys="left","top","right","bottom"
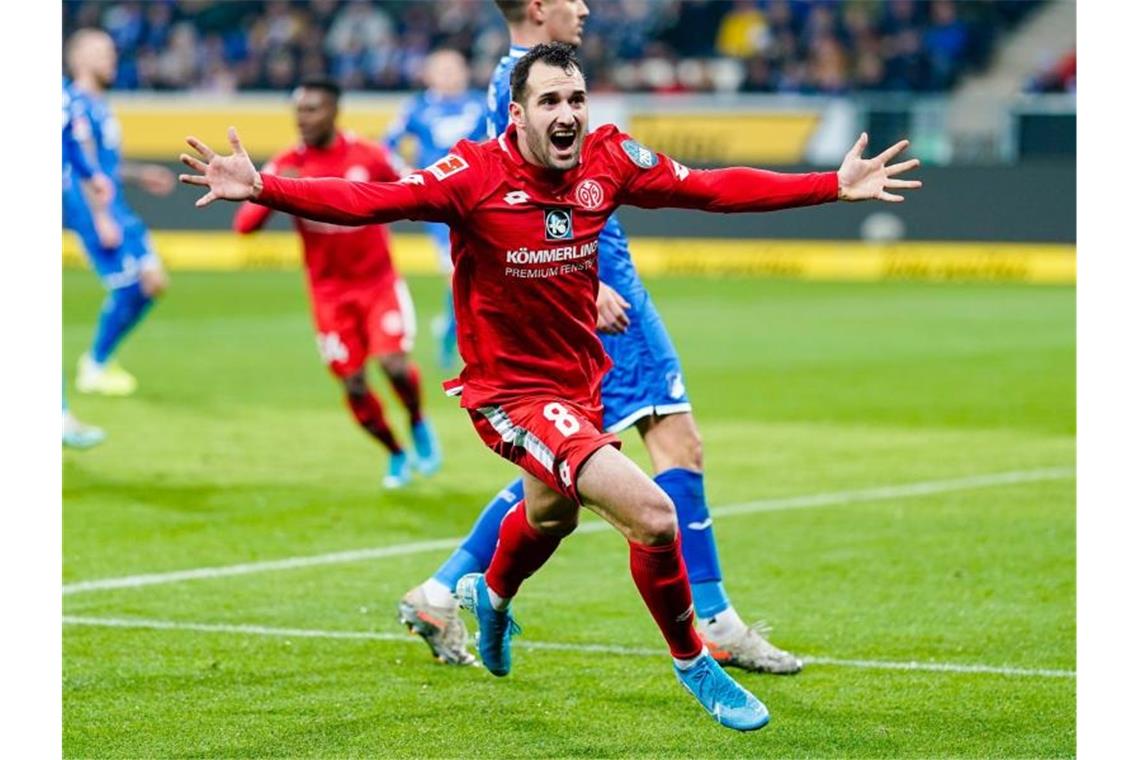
{"left": 675, "top": 650, "right": 771, "bottom": 731}
{"left": 383, "top": 450, "right": 412, "bottom": 489}
{"left": 455, "top": 573, "right": 520, "bottom": 677}
{"left": 411, "top": 419, "right": 442, "bottom": 476}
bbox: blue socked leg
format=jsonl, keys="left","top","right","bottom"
{"left": 433, "top": 478, "right": 526, "bottom": 592}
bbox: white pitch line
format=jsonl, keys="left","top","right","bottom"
{"left": 63, "top": 467, "right": 1074, "bottom": 596}
{"left": 62, "top": 615, "right": 1075, "bottom": 680}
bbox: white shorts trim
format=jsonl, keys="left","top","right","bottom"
{"left": 605, "top": 402, "right": 694, "bottom": 434}
{"left": 478, "top": 405, "right": 556, "bottom": 473}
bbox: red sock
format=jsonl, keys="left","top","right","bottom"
{"left": 346, "top": 389, "right": 402, "bottom": 454}
{"left": 485, "top": 502, "right": 561, "bottom": 600}
{"left": 388, "top": 363, "right": 423, "bottom": 424}
{"left": 629, "top": 537, "right": 703, "bottom": 659}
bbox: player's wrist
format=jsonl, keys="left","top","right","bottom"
{"left": 252, "top": 172, "right": 264, "bottom": 199}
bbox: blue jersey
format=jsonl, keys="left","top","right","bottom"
{"left": 62, "top": 81, "right": 96, "bottom": 192}
{"left": 64, "top": 84, "right": 142, "bottom": 228}
{"left": 385, "top": 90, "right": 488, "bottom": 170}
{"left": 63, "top": 82, "right": 154, "bottom": 283}
{"left": 487, "top": 46, "right": 645, "bottom": 306}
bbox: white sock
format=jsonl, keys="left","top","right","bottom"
{"left": 674, "top": 646, "right": 709, "bottom": 671}
{"left": 487, "top": 585, "right": 510, "bottom": 611}
{"left": 699, "top": 606, "right": 746, "bottom": 640}
{"left": 422, "top": 578, "right": 456, "bottom": 608}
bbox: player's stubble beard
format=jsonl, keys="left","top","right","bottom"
{"left": 523, "top": 113, "right": 585, "bottom": 171}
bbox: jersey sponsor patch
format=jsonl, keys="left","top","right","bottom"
{"left": 544, "top": 208, "right": 573, "bottom": 241}
{"left": 426, "top": 153, "right": 469, "bottom": 181}
{"left": 574, "top": 179, "right": 605, "bottom": 210}
{"left": 621, "top": 139, "right": 658, "bottom": 169}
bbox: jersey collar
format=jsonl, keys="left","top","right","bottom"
{"left": 508, "top": 44, "right": 529, "bottom": 58}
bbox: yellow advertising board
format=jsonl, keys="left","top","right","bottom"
{"left": 63, "top": 232, "right": 1075, "bottom": 285}
{"left": 629, "top": 112, "right": 820, "bottom": 164}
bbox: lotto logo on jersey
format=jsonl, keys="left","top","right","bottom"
{"left": 544, "top": 208, "right": 574, "bottom": 241}
{"left": 426, "top": 154, "right": 469, "bottom": 181}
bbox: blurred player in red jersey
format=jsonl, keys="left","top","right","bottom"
{"left": 181, "top": 44, "right": 920, "bottom": 731}
{"left": 232, "top": 80, "right": 442, "bottom": 489}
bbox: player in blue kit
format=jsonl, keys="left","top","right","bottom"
{"left": 64, "top": 29, "right": 175, "bottom": 397}
{"left": 384, "top": 48, "right": 487, "bottom": 370}
{"left": 62, "top": 79, "right": 113, "bottom": 448}
{"left": 399, "top": 0, "right": 802, "bottom": 674}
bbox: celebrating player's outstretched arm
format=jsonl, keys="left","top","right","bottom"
{"left": 836, "top": 132, "right": 922, "bottom": 203}
{"left": 180, "top": 128, "right": 262, "bottom": 207}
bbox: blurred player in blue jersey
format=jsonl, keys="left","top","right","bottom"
{"left": 384, "top": 49, "right": 487, "bottom": 370}
{"left": 62, "top": 79, "right": 113, "bottom": 448}
{"left": 400, "top": 0, "right": 802, "bottom": 674}
{"left": 64, "top": 29, "right": 175, "bottom": 397}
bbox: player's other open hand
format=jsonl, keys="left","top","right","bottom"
{"left": 179, "top": 127, "right": 261, "bottom": 208}
{"left": 837, "top": 132, "right": 922, "bottom": 203}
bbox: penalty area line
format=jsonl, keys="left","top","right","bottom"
{"left": 62, "top": 615, "right": 1076, "bottom": 680}
{"left": 62, "top": 466, "right": 1074, "bottom": 596}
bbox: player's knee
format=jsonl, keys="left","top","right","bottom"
{"left": 676, "top": 426, "right": 704, "bottom": 471}
{"left": 532, "top": 514, "right": 578, "bottom": 538}
{"left": 342, "top": 373, "right": 368, "bottom": 398}
{"left": 378, "top": 353, "right": 408, "bottom": 378}
{"left": 140, "top": 268, "right": 168, "bottom": 298}
{"left": 631, "top": 492, "right": 678, "bottom": 545}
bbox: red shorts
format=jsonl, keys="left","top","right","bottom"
{"left": 310, "top": 278, "right": 416, "bottom": 378}
{"left": 469, "top": 397, "right": 621, "bottom": 504}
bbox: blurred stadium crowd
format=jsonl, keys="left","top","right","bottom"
{"left": 63, "top": 0, "right": 1048, "bottom": 95}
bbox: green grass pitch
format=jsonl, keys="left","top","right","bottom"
{"left": 63, "top": 270, "right": 1074, "bottom": 758}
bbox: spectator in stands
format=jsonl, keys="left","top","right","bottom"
{"left": 61, "top": 0, "right": 1044, "bottom": 95}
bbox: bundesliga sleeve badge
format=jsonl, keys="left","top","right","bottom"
{"left": 621, "top": 139, "right": 659, "bottom": 169}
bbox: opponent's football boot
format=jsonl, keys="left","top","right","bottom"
{"left": 76, "top": 353, "right": 137, "bottom": 397}
{"left": 699, "top": 620, "right": 804, "bottom": 675}
{"left": 397, "top": 585, "right": 477, "bottom": 666}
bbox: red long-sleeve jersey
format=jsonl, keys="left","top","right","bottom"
{"left": 255, "top": 123, "right": 838, "bottom": 410}
{"left": 233, "top": 131, "right": 401, "bottom": 292}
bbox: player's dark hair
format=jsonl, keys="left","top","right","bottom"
{"left": 494, "top": 0, "right": 528, "bottom": 24}
{"left": 510, "top": 42, "right": 583, "bottom": 104}
{"left": 298, "top": 78, "right": 342, "bottom": 102}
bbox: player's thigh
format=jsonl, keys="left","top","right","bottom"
{"left": 311, "top": 292, "right": 367, "bottom": 378}
{"left": 576, "top": 445, "right": 678, "bottom": 545}
{"left": 637, "top": 411, "right": 703, "bottom": 473}
{"left": 365, "top": 278, "right": 416, "bottom": 356}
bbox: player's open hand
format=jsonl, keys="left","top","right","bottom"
{"left": 179, "top": 127, "right": 261, "bottom": 208}
{"left": 837, "top": 133, "right": 922, "bottom": 203}
{"left": 138, "top": 164, "right": 176, "bottom": 196}
{"left": 596, "top": 281, "right": 631, "bottom": 334}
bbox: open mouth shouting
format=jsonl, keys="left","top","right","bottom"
{"left": 550, "top": 125, "right": 578, "bottom": 158}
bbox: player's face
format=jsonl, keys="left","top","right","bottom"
{"left": 90, "top": 35, "right": 118, "bottom": 88}
{"left": 424, "top": 51, "right": 469, "bottom": 97}
{"left": 294, "top": 89, "right": 337, "bottom": 148}
{"left": 513, "top": 62, "right": 588, "bottom": 171}
{"left": 540, "top": 0, "right": 590, "bottom": 46}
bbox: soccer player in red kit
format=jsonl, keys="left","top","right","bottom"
{"left": 180, "top": 44, "right": 920, "bottom": 731}
{"left": 232, "top": 80, "right": 442, "bottom": 489}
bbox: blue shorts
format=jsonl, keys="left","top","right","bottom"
{"left": 599, "top": 290, "right": 691, "bottom": 433}
{"left": 64, "top": 190, "right": 156, "bottom": 290}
